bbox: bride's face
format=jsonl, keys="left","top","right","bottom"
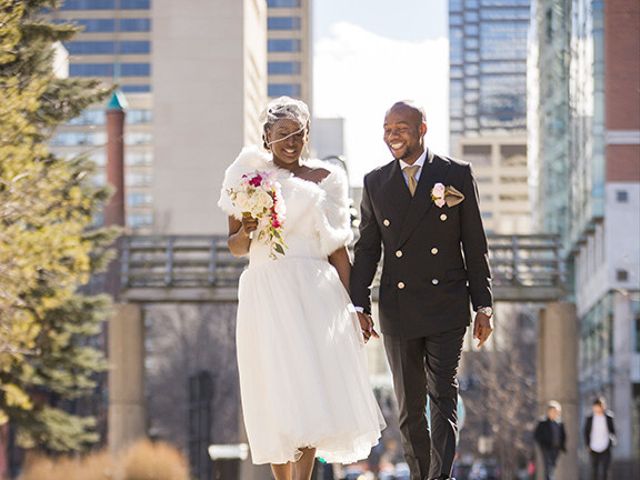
{"left": 266, "top": 119, "right": 307, "bottom": 165}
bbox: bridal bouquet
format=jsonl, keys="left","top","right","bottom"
{"left": 227, "top": 171, "right": 287, "bottom": 259}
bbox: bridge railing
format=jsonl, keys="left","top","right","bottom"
{"left": 120, "top": 234, "right": 564, "bottom": 302}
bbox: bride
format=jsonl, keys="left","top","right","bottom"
{"left": 218, "top": 97, "right": 385, "bottom": 480}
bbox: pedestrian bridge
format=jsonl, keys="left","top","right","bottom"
{"left": 120, "top": 234, "right": 565, "bottom": 303}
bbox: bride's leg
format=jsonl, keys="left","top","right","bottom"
{"left": 292, "top": 447, "right": 316, "bottom": 480}
{"left": 271, "top": 462, "right": 292, "bottom": 480}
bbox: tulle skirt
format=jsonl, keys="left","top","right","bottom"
{"left": 236, "top": 256, "right": 385, "bottom": 465}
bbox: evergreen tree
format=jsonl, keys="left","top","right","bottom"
{"left": 0, "top": 0, "right": 119, "bottom": 451}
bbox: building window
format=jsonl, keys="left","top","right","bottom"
{"left": 128, "top": 192, "right": 152, "bottom": 207}
{"left": 268, "top": 83, "right": 301, "bottom": 97}
{"left": 69, "top": 63, "right": 150, "bottom": 77}
{"left": 481, "top": 211, "right": 494, "bottom": 219}
{"left": 73, "top": 18, "right": 116, "bottom": 32}
{"left": 267, "top": 39, "right": 302, "bottom": 52}
{"left": 126, "top": 173, "right": 152, "bottom": 187}
{"left": 118, "top": 41, "right": 151, "bottom": 54}
{"left": 128, "top": 213, "right": 153, "bottom": 227}
{"left": 616, "top": 190, "right": 629, "bottom": 203}
{"left": 68, "top": 109, "right": 106, "bottom": 126}
{"left": 65, "top": 41, "right": 116, "bottom": 55}
{"left": 616, "top": 270, "right": 629, "bottom": 282}
{"left": 121, "top": 63, "right": 150, "bottom": 76}
{"left": 268, "top": 61, "right": 302, "bottom": 75}
{"left": 267, "top": 0, "right": 301, "bottom": 7}
{"left": 121, "top": 0, "right": 151, "bottom": 9}
{"left": 126, "top": 152, "right": 153, "bottom": 166}
{"left": 51, "top": 131, "right": 106, "bottom": 146}
{"left": 126, "top": 132, "right": 153, "bottom": 145}
{"left": 126, "top": 109, "right": 153, "bottom": 124}
{"left": 119, "top": 18, "right": 151, "bottom": 32}
{"left": 122, "top": 85, "right": 151, "bottom": 93}
{"left": 450, "top": 0, "right": 463, "bottom": 12}
{"left": 268, "top": 16, "right": 301, "bottom": 30}
{"left": 635, "top": 316, "right": 640, "bottom": 353}
{"left": 545, "top": 8, "right": 553, "bottom": 42}
{"left": 60, "top": 0, "right": 115, "bottom": 9}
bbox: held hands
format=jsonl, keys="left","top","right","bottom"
{"left": 473, "top": 311, "right": 493, "bottom": 348}
{"left": 356, "top": 312, "right": 380, "bottom": 343}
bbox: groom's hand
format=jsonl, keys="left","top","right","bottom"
{"left": 473, "top": 312, "right": 493, "bottom": 348}
{"left": 356, "top": 312, "right": 380, "bottom": 343}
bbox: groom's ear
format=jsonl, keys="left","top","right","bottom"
{"left": 420, "top": 122, "right": 428, "bottom": 137}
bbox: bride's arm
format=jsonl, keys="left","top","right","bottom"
{"left": 227, "top": 216, "right": 257, "bottom": 257}
{"left": 328, "top": 246, "right": 351, "bottom": 291}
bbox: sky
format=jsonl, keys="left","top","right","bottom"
{"left": 312, "top": 0, "right": 449, "bottom": 185}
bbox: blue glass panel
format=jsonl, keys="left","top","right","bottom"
{"left": 74, "top": 18, "right": 116, "bottom": 32}
{"left": 65, "top": 41, "right": 115, "bottom": 54}
{"left": 267, "top": 39, "right": 301, "bottom": 52}
{"left": 121, "top": 0, "right": 150, "bottom": 9}
{"left": 69, "top": 63, "right": 113, "bottom": 76}
{"left": 267, "top": 0, "right": 301, "bottom": 7}
{"left": 268, "top": 16, "right": 301, "bottom": 30}
{"left": 268, "top": 61, "right": 301, "bottom": 75}
{"left": 118, "top": 41, "right": 151, "bottom": 54}
{"left": 121, "top": 63, "right": 151, "bottom": 76}
{"left": 121, "top": 84, "right": 151, "bottom": 93}
{"left": 69, "top": 63, "right": 150, "bottom": 77}
{"left": 119, "top": 18, "right": 151, "bottom": 31}
{"left": 60, "top": 0, "right": 116, "bottom": 9}
{"left": 268, "top": 84, "right": 301, "bottom": 97}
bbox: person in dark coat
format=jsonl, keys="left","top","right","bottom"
{"left": 534, "top": 401, "right": 566, "bottom": 480}
{"left": 583, "top": 397, "right": 616, "bottom": 480}
{"left": 350, "top": 101, "right": 494, "bottom": 480}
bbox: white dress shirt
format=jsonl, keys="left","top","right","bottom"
{"left": 590, "top": 414, "right": 610, "bottom": 452}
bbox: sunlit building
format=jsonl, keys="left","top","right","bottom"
{"left": 267, "top": 0, "right": 312, "bottom": 106}
{"left": 47, "top": 0, "right": 154, "bottom": 231}
{"left": 448, "top": 0, "right": 532, "bottom": 233}
{"left": 530, "top": 0, "right": 640, "bottom": 476}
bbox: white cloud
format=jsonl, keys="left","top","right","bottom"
{"left": 313, "top": 22, "right": 450, "bottom": 185}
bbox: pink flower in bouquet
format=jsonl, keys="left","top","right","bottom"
{"left": 228, "top": 170, "right": 287, "bottom": 259}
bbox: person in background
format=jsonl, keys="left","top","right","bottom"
{"left": 534, "top": 401, "right": 566, "bottom": 480}
{"left": 583, "top": 397, "right": 616, "bottom": 480}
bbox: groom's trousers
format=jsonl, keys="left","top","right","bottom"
{"left": 384, "top": 327, "right": 465, "bottom": 480}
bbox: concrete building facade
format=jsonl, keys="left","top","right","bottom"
{"left": 454, "top": 134, "right": 532, "bottom": 234}
{"left": 151, "top": 0, "right": 267, "bottom": 235}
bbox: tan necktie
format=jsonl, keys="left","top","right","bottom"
{"left": 404, "top": 165, "right": 420, "bottom": 197}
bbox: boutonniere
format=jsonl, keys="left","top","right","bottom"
{"left": 431, "top": 183, "right": 465, "bottom": 208}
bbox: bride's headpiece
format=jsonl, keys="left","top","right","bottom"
{"left": 261, "top": 96, "right": 310, "bottom": 147}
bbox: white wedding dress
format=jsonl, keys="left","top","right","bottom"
{"left": 218, "top": 146, "right": 385, "bottom": 465}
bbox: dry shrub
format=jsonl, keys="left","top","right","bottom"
{"left": 120, "top": 439, "right": 190, "bottom": 480}
{"left": 20, "top": 450, "right": 115, "bottom": 480}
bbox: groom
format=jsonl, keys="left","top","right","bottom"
{"left": 350, "top": 101, "right": 493, "bottom": 480}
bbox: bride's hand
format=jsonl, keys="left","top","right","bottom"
{"left": 356, "top": 312, "right": 380, "bottom": 343}
{"left": 241, "top": 214, "right": 259, "bottom": 237}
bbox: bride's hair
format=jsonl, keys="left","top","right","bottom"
{"left": 261, "top": 96, "right": 310, "bottom": 150}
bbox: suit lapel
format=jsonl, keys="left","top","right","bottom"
{"left": 396, "top": 150, "right": 450, "bottom": 248}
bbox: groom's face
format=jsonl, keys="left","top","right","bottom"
{"left": 383, "top": 106, "right": 426, "bottom": 162}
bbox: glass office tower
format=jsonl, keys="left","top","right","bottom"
{"left": 449, "top": 0, "right": 530, "bottom": 149}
